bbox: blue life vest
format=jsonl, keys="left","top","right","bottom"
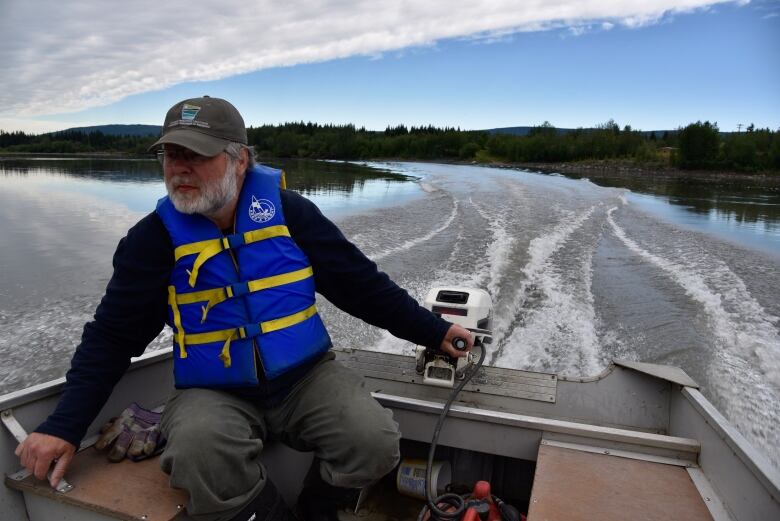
{"left": 156, "top": 165, "right": 331, "bottom": 387}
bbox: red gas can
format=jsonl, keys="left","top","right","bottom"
{"left": 468, "top": 481, "right": 501, "bottom": 521}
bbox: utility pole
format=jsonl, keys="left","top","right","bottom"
{"left": 737, "top": 123, "right": 743, "bottom": 133}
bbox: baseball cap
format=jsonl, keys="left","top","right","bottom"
{"left": 149, "top": 96, "right": 248, "bottom": 156}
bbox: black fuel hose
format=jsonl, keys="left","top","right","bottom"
{"left": 417, "top": 338, "right": 487, "bottom": 521}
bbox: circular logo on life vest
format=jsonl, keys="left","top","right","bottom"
{"left": 248, "top": 195, "right": 275, "bottom": 223}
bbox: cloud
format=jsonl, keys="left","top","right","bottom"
{"left": 0, "top": 0, "right": 743, "bottom": 118}
{"left": 569, "top": 25, "right": 590, "bottom": 36}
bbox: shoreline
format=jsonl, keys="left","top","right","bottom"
{"left": 3, "top": 152, "right": 779, "bottom": 186}
{"left": 330, "top": 157, "right": 780, "bottom": 186}
{"left": 497, "top": 160, "right": 780, "bottom": 185}
{"left": 0, "top": 151, "right": 151, "bottom": 159}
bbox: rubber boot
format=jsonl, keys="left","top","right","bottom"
{"left": 229, "top": 479, "right": 295, "bottom": 521}
{"left": 296, "top": 464, "right": 359, "bottom": 521}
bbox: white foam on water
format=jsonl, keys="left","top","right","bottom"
{"left": 492, "top": 206, "right": 602, "bottom": 375}
{"left": 438, "top": 225, "right": 476, "bottom": 280}
{"left": 492, "top": 206, "right": 595, "bottom": 342}
{"left": 706, "top": 263, "right": 780, "bottom": 385}
{"left": 607, "top": 206, "right": 780, "bottom": 465}
{"left": 498, "top": 247, "right": 602, "bottom": 375}
{"left": 607, "top": 207, "right": 780, "bottom": 384}
{"left": 470, "top": 201, "right": 516, "bottom": 299}
{"left": 372, "top": 329, "right": 416, "bottom": 356}
{"left": 370, "top": 201, "right": 459, "bottom": 262}
{"left": 419, "top": 182, "right": 438, "bottom": 193}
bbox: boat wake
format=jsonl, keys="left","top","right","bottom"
{"left": 607, "top": 206, "right": 780, "bottom": 462}
{"left": 370, "top": 200, "right": 459, "bottom": 262}
{"left": 325, "top": 162, "right": 779, "bottom": 469}
{"left": 490, "top": 205, "right": 602, "bottom": 375}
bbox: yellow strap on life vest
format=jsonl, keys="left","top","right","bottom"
{"left": 209, "top": 302, "right": 313, "bottom": 369}
{"left": 179, "top": 330, "right": 237, "bottom": 368}
{"left": 174, "top": 225, "right": 292, "bottom": 288}
{"left": 280, "top": 170, "right": 287, "bottom": 190}
{"left": 219, "top": 334, "right": 234, "bottom": 368}
{"left": 178, "top": 304, "right": 319, "bottom": 347}
{"left": 174, "top": 266, "right": 314, "bottom": 323}
{"left": 243, "top": 225, "right": 291, "bottom": 245}
{"left": 168, "top": 286, "right": 187, "bottom": 359}
{"left": 260, "top": 303, "right": 318, "bottom": 334}
{"left": 173, "top": 237, "right": 221, "bottom": 262}
{"left": 187, "top": 241, "right": 223, "bottom": 288}
{"left": 174, "top": 286, "right": 228, "bottom": 324}
{"left": 183, "top": 328, "right": 235, "bottom": 345}
{"left": 248, "top": 266, "right": 313, "bottom": 292}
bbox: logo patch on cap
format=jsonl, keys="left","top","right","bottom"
{"left": 248, "top": 195, "right": 275, "bottom": 223}
{"left": 181, "top": 104, "right": 201, "bottom": 121}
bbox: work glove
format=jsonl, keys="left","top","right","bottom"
{"left": 95, "top": 402, "right": 165, "bottom": 462}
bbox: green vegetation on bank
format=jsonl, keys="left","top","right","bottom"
{"left": 2, "top": 120, "right": 779, "bottom": 172}
{"left": 0, "top": 129, "right": 153, "bottom": 155}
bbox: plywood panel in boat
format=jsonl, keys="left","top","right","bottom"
{"left": 528, "top": 444, "right": 712, "bottom": 521}
{"left": 338, "top": 349, "right": 557, "bottom": 402}
{"left": 5, "top": 447, "right": 188, "bottom": 521}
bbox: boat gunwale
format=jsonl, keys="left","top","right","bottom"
{"left": 373, "top": 391, "right": 701, "bottom": 454}
{"left": 681, "top": 387, "right": 780, "bottom": 499}
{"left": 0, "top": 350, "right": 171, "bottom": 412}
{"left": 2, "top": 350, "right": 779, "bottom": 521}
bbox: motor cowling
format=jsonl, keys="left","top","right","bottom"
{"left": 416, "top": 288, "right": 493, "bottom": 388}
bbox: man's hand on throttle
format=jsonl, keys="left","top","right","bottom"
{"left": 15, "top": 432, "right": 76, "bottom": 489}
{"left": 439, "top": 323, "right": 474, "bottom": 358}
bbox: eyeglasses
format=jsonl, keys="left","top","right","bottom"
{"left": 156, "top": 148, "right": 219, "bottom": 166}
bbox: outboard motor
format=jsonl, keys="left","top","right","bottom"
{"left": 415, "top": 287, "right": 493, "bottom": 388}
{"left": 412, "top": 289, "right": 522, "bottom": 520}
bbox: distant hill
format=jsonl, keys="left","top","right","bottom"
{"left": 486, "top": 126, "right": 675, "bottom": 138}
{"left": 52, "top": 124, "right": 161, "bottom": 137}
{"left": 50, "top": 123, "right": 695, "bottom": 141}
{"left": 53, "top": 123, "right": 681, "bottom": 139}
{"left": 486, "top": 126, "right": 571, "bottom": 136}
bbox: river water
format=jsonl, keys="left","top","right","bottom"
{"left": 1, "top": 157, "right": 778, "bottom": 469}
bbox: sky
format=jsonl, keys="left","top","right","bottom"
{"left": 0, "top": 0, "right": 778, "bottom": 134}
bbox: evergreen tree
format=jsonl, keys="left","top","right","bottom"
{"left": 677, "top": 121, "right": 720, "bottom": 169}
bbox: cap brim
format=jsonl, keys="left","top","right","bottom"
{"left": 148, "top": 128, "right": 231, "bottom": 156}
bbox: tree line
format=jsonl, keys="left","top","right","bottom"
{"left": 0, "top": 129, "right": 154, "bottom": 155}
{"left": 2, "top": 120, "right": 779, "bottom": 172}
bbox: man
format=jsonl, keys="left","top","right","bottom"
{"left": 15, "top": 96, "right": 472, "bottom": 521}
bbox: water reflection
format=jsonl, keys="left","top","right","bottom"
{"left": 0, "top": 157, "right": 163, "bottom": 183}
{"left": 269, "top": 158, "right": 409, "bottom": 192}
{"left": 0, "top": 156, "right": 411, "bottom": 186}
{"left": 585, "top": 175, "right": 780, "bottom": 228}
{"left": 549, "top": 172, "right": 780, "bottom": 253}
{"left": 266, "top": 158, "right": 421, "bottom": 217}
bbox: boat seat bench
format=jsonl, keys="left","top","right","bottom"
{"left": 5, "top": 447, "right": 188, "bottom": 521}
{"left": 527, "top": 443, "right": 714, "bottom": 521}
{"left": 5, "top": 438, "right": 716, "bottom": 521}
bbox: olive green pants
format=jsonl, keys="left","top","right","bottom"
{"left": 159, "top": 356, "right": 401, "bottom": 521}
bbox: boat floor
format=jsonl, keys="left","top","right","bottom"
{"left": 6, "top": 448, "right": 187, "bottom": 521}
{"left": 6, "top": 441, "right": 715, "bottom": 521}
{"left": 528, "top": 443, "right": 713, "bottom": 521}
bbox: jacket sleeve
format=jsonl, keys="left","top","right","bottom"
{"left": 281, "top": 190, "right": 450, "bottom": 349}
{"left": 35, "top": 213, "right": 172, "bottom": 447}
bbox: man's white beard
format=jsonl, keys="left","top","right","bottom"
{"left": 166, "top": 161, "right": 239, "bottom": 216}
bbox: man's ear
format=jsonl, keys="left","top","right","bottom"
{"left": 242, "top": 147, "right": 251, "bottom": 169}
